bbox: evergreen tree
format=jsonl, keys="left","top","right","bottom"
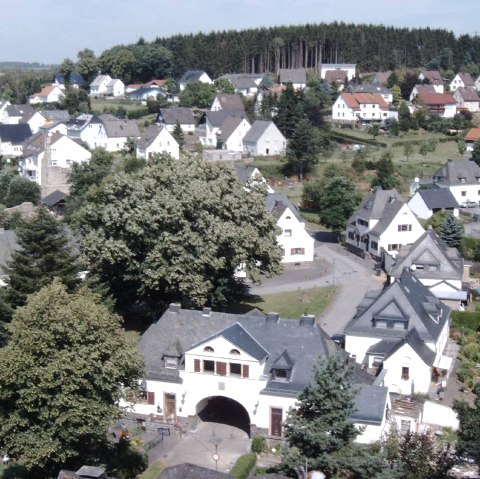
{"left": 398, "top": 101, "right": 412, "bottom": 131}
{"left": 0, "top": 280, "right": 144, "bottom": 477}
{"left": 439, "top": 213, "right": 464, "bottom": 248}
{"left": 0, "top": 207, "right": 80, "bottom": 339}
{"left": 286, "top": 118, "right": 319, "bottom": 181}
{"left": 172, "top": 121, "right": 185, "bottom": 149}
{"left": 371, "top": 152, "right": 399, "bottom": 190}
{"left": 3, "top": 175, "right": 41, "bottom": 207}
{"left": 275, "top": 84, "right": 305, "bottom": 138}
{"left": 471, "top": 141, "right": 480, "bottom": 167}
{"left": 280, "top": 353, "right": 358, "bottom": 477}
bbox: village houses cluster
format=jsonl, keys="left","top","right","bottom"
{"left": 2, "top": 62, "right": 480, "bottom": 459}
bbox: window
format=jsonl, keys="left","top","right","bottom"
{"left": 375, "top": 320, "right": 388, "bottom": 328}
{"left": 273, "top": 369, "right": 288, "bottom": 381}
{"left": 291, "top": 248, "right": 305, "bottom": 255}
{"left": 203, "top": 346, "right": 214, "bottom": 352}
{"left": 164, "top": 356, "right": 178, "bottom": 369}
{"left": 348, "top": 232, "right": 355, "bottom": 240}
{"left": 230, "top": 349, "right": 240, "bottom": 355}
{"left": 284, "top": 229, "right": 292, "bottom": 237}
{"left": 357, "top": 219, "right": 368, "bottom": 226}
{"left": 229, "top": 363, "right": 241, "bottom": 376}
{"left": 370, "top": 241, "right": 378, "bottom": 250}
{"left": 387, "top": 244, "right": 401, "bottom": 251}
{"left": 401, "top": 367, "right": 409, "bottom": 380}
{"left": 203, "top": 360, "right": 215, "bottom": 373}
{"left": 398, "top": 224, "right": 412, "bottom": 232}
{"left": 461, "top": 191, "right": 467, "bottom": 196}
{"left": 51, "top": 160, "right": 58, "bottom": 166}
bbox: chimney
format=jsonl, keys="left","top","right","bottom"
{"left": 202, "top": 307, "right": 211, "bottom": 317}
{"left": 266, "top": 312, "right": 279, "bottom": 323}
{"left": 299, "top": 314, "right": 315, "bottom": 327}
{"left": 168, "top": 303, "right": 181, "bottom": 313}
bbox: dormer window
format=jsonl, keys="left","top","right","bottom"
{"left": 203, "top": 346, "right": 214, "bottom": 353}
{"left": 164, "top": 356, "right": 178, "bottom": 369}
{"left": 230, "top": 349, "right": 240, "bottom": 355}
{"left": 273, "top": 368, "right": 289, "bottom": 381}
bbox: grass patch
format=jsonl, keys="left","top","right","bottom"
{"left": 136, "top": 460, "right": 166, "bottom": 479}
{"left": 229, "top": 286, "right": 336, "bottom": 319}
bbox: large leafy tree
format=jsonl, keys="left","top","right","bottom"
{"left": 2, "top": 174, "right": 41, "bottom": 207}
{"left": 0, "top": 280, "right": 144, "bottom": 477}
{"left": 178, "top": 81, "right": 216, "bottom": 108}
{"left": 77, "top": 48, "right": 99, "bottom": 84}
{"left": 280, "top": 353, "right": 358, "bottom": 477}
{"left": 303, "top": 174, "right": 361, "bottom": 233}
{"left": 0, "top": 208, "right": 80, "bottom": 339}
{"left": 75, "top": 155, "right": 282, "bottom": 313}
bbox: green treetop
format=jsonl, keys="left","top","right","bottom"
{"left": 439, "top": 213, "right": 464, "bottom": 249}
{"left": 0, "top": 280, "right": 144, "bottom": 477}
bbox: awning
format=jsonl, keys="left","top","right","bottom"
{"left": 434, "top": 355, "right": 453, "bottom": 371}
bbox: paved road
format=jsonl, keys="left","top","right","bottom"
{"left": 251, "top": 241, "right": 385, "bottom": 336}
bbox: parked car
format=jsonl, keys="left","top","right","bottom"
{"left": 460, "top": 200, "right": 478, "bottom": 208}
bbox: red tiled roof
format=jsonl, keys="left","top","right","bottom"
{"left": 420, "top": 70, "right": 443, "bottom": 84}
{"left": 30, "top": 85, "right": 56, "bottom": 98}
{"left": 417, "top": 92, "right": 456, "bottom": 105}
{"left": 146, "top": 79, "right": 166, "bottom": 87}
{"left": 465, "top": 128, "right": 480, "bottom": 142}
{"left": 341, "top": 92, "right": 389, "bottom": 109}
{"left": 325, "top": 70, "right": 347, "bottom": 82}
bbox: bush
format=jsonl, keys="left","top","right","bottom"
{"left": 451, "top": 311, "right": 480, "bottom": 333}
{"left": 461, "top": 236, "right": 480, "bottom": 260}
{"left": 230, "top": 453, "right": 256, "bottom": 479}
{"left": 251, "top": 435, "right": 267, "bottom": 454}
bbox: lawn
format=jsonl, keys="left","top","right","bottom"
{"left": 136, "top": 460, "right": 166, "bottom": 479}
{"left": 229, "top": 286, "right": 337, "bottom": 319}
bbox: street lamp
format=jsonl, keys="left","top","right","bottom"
{"left": 209, "top": 431, "right": 223, "bottom": 471}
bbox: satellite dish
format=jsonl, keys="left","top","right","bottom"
{"left": 414, "top": 177, "right": 419, "bottom": 183}
{"left": 410, "top": 265, "right": 417, "bottom": 271}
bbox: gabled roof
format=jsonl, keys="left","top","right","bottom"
{"left": 216, "top": 73, "right": 262, "bottom": 90}
{"left": 456, "top": 72, "right": 475, "bottom": 87}
{"left": 39, "top": 110, "right": 70, "bottom": 122}
{"left": 179, "top": 70, "right": 209, "bottom": 83}
{"left": 213, "top": 94, "right": 245, "bottom": 111}
{"left": 279, "top": 68, "right": 306, "bottom": 84}
{"left": 340, "top": 92, "right": 389, "bottom": 110}
{"left": 159, "top": 107, "right": 195, "bottom": 125}
{"left": 352, "top": 84, "right": 392, "bottom": 95}
{"left": 243, "top": 120, "right": 283, "bottom": 144}
{"left": 272, "top": 349, "right": 294, "bottom": 369}
{"left": 145, "top": 79, "right": 166, "bottom": 87}
{"left": 217, "top": 116, "right": 249, "bottom": 142}
{"left": 5, "top": 103, "right": 34, "bottom": 118}
{"left": 76, "top": 465, "right": 106, "bottom": 478}
{"left": 389, "top": 228, "right": 463, "bottom": 281}
{"left": 325, "top": 70, "right": 348, "bottom": 83}
{"left": 136, "top": 124, "right": 171, "bottom": 149}
{"left": 321, "top": 63, "right": 356, "bottom": 70}
{"left": 413, "top": 84, "right": 436, "bottom": 96}
{"left": 433, "top": 159, "right": 480, "bottom": 186}
{"left": 372, "top": 71, "right": 392, "bottom": 85}
{"left": 30, "top": 85, "right": 61, "bottom": 98}
{"left": 0, "top": 123, "right": 32, "bottom": 143}
{"left": 234, "top": 165, "right": 258, "bottom": 184}
{"left": 351, "top": 384, "right": 388, "bottom": 425}
{"left": 23, "top": 132, "right": 72, "bottom": 156}
{"left": 101, "top": 118, "right": 140, "bottom": 138}
{"left": 419, "top": 70, "right": 443, "bottom": 84}
{"left": 265, "top": 193, "right": 303, "bottom": 223}
{"left": 204, "top": 110, "right": 245, "bottom": 128}
{"left": 465, "top": 127, "right": 480, "bottom": 142}
{"left": 42, "top": 190, "right": 67, "bottom": 207}
{"left": 417, "top": 92, "right": 456, "bottom": 105}
{"left": 345, "top": 269, "right": 450, "bottom": 345}
{"left": 456, "top": 86, "right": 480, "bottom": 102}
{"left": 90, "top": 74, "right": 111, "bottom": 87}
{"left": 414, "top": 188, "right": 459, "bottom": 209}
{"left": 127, "top": 86, "right": 163, "bottom": 98}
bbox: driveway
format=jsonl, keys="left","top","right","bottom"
{"left": 148, "top": 421, "right": 250, "bottom": 473}
{"left": 251, "top": 240, "right": 385, "bottom": 336}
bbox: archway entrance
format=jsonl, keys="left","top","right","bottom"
{"left": 196, "top": 396, "right": 251, "bottom": 436}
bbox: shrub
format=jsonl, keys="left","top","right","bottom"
{"left": 251, "top": 435, "right": 267, "bottom": 454}
{"left": 230, "top": 453, "right": 256, "bottom": 479}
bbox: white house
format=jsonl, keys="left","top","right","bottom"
{"left": 90, "top": 75, "right": 125, "bottom": 97}
{"left": 266, "top": 193, "right": 314, "bottom": 263}
{"left": 157, "top": 107, "right": 196, "bottom": 133}
{"left": 407, "top": 188, "right": 459, "bottom": 219}
{"left": 432, "top": 159, "right": 480, "bottom": 205}
{"left": 100, "top": 115, "right": 140, "bottom": 152}
{"left": 332, "top": 92, "right": 398, "bottom": 123}
{"left": 201, "top": 110, "right": 246, "bottom": 147}
{"left": 320, "top": 63, "right": 356, "bottom": 81}
{"left": 3, "top": 104, "right": 35, "bottom": 125}
{"left": 453, "top": 87, "right": 480, "bottom": 113}
{"left": 346, "top": 189, "right": 425, "bottom": 260}
{"left": 215, "top": 73, "right": 262, "bottom": 96}
{"left": 28, "top": 85, "right": 65, "bottom": 104}
{"left": 465, "top": 128, "right": 480, "bottom": 151}
{"left": 449, "top": 72, "right": 475, "bottom": 92}
{"left": 136, "top": 125, "right": 179, "bottom": 160}
{"left": 243, "top": 120, "right": 286, "bottom": 157}
{"left": 388, "top": 228, "right": 467, "bottom": 308}
{"left": 278, "top": 69, "right": 307, "bottom": 90}
{"left": 0, "top": 99, "right": 11, "bottom": 123}
{"left": 344, "top": 269, "right": 452, "bottom": 395}
{"left": 217, "top": 117, "right": 251, "bottom": 152}
{"left": 234, "top": 165, "right": 274, "bottom": 194}
{"left": 352, "top": 85, "right": 393, "bottom": 104}
{"left": 106, "top": 78, "right": 125, "bottom": 97}
{"left": 178, "top": 70, "right": 213, "bottom": 91}
{"left": 19, "top": 132, "right": 91, "bottom": 188}
{"left": 416, "top": 92, "right": 457, "bottom": 118}
{"left": 0, "top": 124, "right": 32, "bottom": 157}
{"left": 66, "top": 114, "right": 107, "bottom": 149}
{"left": 409, "top": 84, "right": 436, "bottom": 102}
{"left": 418, "top": 71, "right": 444, "bottom": 93}
{"left": 121, "top": 304, "right": 389, "bottom": 442}
{"left": 22, "top": 110, "right": 47, "bottom": 134}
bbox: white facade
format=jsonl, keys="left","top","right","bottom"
{"left": 449, "top": 73, "right": 473, "bottom": 92}
{"left": 136, "top": 128, "right": 179, "bottom": 160}
{"left": 0, "top": 101, "right": 11, "bottom": 123}
{"left": 26, "top": 111, "right": 47, "bottom": 134}
{"left": 276, "top": 207, "right": 314, "bottom": 263}
{"left": 332, "top": 93, "right": 398, "bottom": 123}
{"left": 107, "top": 79, "right": 125, "bottom": 97}
{"left": 407, "top": 192, "right": 459, "bottom": 219}
{"left": 67, "top": 117, "right": 108, "bottom": 150}
{"left": 0, "top": 141, "right": 23, "bottom": 157}
{"left": 453, "top": 89, "right": 480, "bottom": 112}
{"left": 243, "top": 122, "right": 286, "bottom": 156}
{"left": 221, "top": 119, "right": 251, "bottom": 152}
{"left": 321, "top": 64, "right": 356, "bottom": 81}
{"left": 179, "top": 72, "right": 213, "bottom": 91}
{"left": 29, "top": 85, "right": 65, "bottom": 104}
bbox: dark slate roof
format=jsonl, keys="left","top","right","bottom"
{"left": 351, "top": 384, "right": 388, "bottom": 425}
{"left": 216, "top": 73, "right": 262, "bottom": 90}
{"left": 214, "top": 94, "right": 245, "bottom": 111}
{"left": 75, "top": 465, "right": 106, "bottom": 478}
{"left": 139, "top": 305, "right": 334, "bottom": 397}
{"left": 234, "top": 165, "right": 257, "bottom": 184}
{"left": 0, "top": 123, "right": 32, "bottom": 144}
{"left": 433, "top": 159, "right": 480, "bottom": 186}
{"left": 194, "top": 322, "right": 269, "bottom": 361}
{"left": 243, "top": 120, "right": 280, "bottom": 144}
{"left": 42, "top": 190, "right": 67, "bottom": 207}
{"left": 101, "top": 118, "right": 140, "bottom": 138}
{"left": 5, "top": 103, "right": 34, "bottom": 118}
{"left": 352, "top": 84, "right": 392, "bottom": 95}
{"left": 204, "top": 110, "right": 246, "bottom": 128}
{"left": 265, "top": 193, "right": 303, "bottom": 223}
{"left": 415, "top": 188, "right": 459, "bottom": 210}
{"left": 217, "top": 116, "right": 248, "bottom": 142}
{"left": 136, "top": 124, "right": 167, "bottom": 149}
{"left": 39, "top": 110, "right": 70, "bottom": 122}
{"left": 344, "top": 269, "right": 450, "bottom": 347}
{"left": 279, "top": 68, "right": 306, "bottom": 84}
{"left": 159, "top": 463, "right": 232, "bottom": 479}
{"left": 158, "top": 107, "right": 195, "bottom": 125}
{"left": 55, "top": 72, "right": 85, "bottom": 85}
{"left": 179, "top": 70, "right": 208, "bottom": 84}
{"left": 389, "top": 228, "right": 463, "bottom": 281}
{"left": 0, "top": 229, "right": 18, "bottom": 277}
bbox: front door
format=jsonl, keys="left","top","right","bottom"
{"left": 164, "top": 393, "right": 176, "bottom": 421}
{"left": 270, "top": 408, "right": 283, "bottom": 437}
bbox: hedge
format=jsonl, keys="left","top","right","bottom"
{"left": 230, "top": 453, "right": 257, "bottom": 479}
{"left": 331, "top": 130, "right": 388, "bottom": 148}
{"left": 451, "top": 311, "right": 480, "bottom": 332}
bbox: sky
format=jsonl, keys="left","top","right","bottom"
{"left": 2, "top": 0, "right": 479, "bottom": 64}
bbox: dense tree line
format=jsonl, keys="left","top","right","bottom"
{"left": 96, "top": 23, "right": 480, "bottom": 81}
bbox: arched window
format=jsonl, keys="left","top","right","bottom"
{"left": 203, "top": 346, "right": 214, "bottom": 352}
{"left": 230, "top": 349, "right": 240, "bottom": 355}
